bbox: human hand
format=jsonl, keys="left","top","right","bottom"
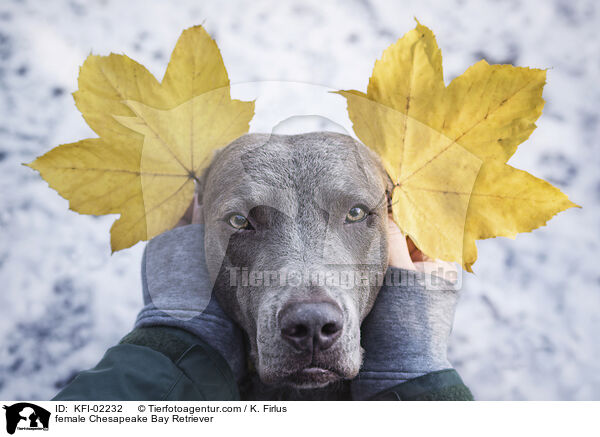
{"left": 352, "top": 215, "right": 462, "bottom": 400}
{"left": 387, "top": 214, "right": 459, "bottom": 283}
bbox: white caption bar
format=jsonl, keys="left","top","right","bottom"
{"left": 1, "top": 401, "right": 598, "bottom": 437}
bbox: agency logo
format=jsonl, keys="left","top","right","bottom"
{"left": 3, "top": 403, "right": 50, "bottom": 435}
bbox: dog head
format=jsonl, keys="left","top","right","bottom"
{"left": 200, "top": 132, "right": 390, "bottom": 389}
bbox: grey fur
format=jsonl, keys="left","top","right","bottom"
{"left": 199, "top": 132, "right": 391, "bottom": 389}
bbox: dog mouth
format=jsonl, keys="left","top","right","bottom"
{"left": 284, "top": 365, "right": 342, "bottom": 388}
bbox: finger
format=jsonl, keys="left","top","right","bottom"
{"left": 387, "top": 215, "right": 416, "bottom": 270}
{"left": 191, "top": 192, "right": 203, "bottom": 224}
{"left": 406, "top": 236, "right": 430, "bottom": 262}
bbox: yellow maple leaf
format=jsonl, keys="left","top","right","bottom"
{"left": 27, "top": 26, "right": 255, "bottom": 251}
{"left": 336, "top": 22, "right": 579, "bottom": 271}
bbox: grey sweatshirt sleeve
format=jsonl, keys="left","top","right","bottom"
{"left": 351, "top": 268, "right": 460, "bottom": 400}
{"left": 134, "top": 224, "right": 246, "bottom": 382}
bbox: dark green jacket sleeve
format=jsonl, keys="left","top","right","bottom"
{"left": 368, "top": 369, "right": 474, "bottom": 401}
{"left": 52, "top": 326, "right": 472, "bottom": 401}
{"left": 52, "top": 326, "right": 239, "bottom": 401}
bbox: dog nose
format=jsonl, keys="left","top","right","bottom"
{"left": 279, "top": 302, "right": 343, "bottom": 352}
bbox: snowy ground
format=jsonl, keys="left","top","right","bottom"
{"left": 1, "top": 0, "right": 598, "bottom": 400}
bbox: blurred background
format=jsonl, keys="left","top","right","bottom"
{"left": 1, "top": 0, "right": 598, "bottom": 400}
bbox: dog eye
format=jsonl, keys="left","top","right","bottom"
{"left": 345, "top": 205, "right": 368, "bottom": 223}
{"left": 227, "top": 213, "right": 250, "bottom": 229}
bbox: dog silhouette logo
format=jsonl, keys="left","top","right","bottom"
{"left": 3, "top": 403, "right": 50, "bottom": 434}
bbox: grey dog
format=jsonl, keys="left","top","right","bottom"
{"left": 197, "top": 132, "right": 391, "bottom": 394}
